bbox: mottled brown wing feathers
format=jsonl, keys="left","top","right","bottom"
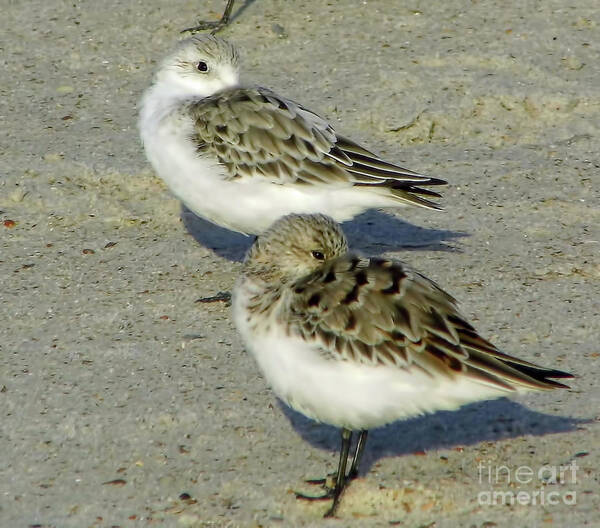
{"left": 288, "top": 255, "right": 572, "bottom": 391}
{"left": 189, "top": 87, "right": 445, "bottom": 207}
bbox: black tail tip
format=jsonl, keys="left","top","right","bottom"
{"left": 544, "top": 368, "right": 575, "bottom": 389}
{"left": 426, "top": 177, "right": 447, "bottom": 186}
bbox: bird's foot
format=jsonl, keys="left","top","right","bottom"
{"left": 294, "top": 488, "right": 336, "bottom": 502}
{"left": 296, "top": 474, "right": 346, "bottom": 517}
{"left": 304, "top": 471, "right": 337, "bottom": 488}
{"left": 181, "top": 0, "right": 235, "bottom": 34}
{"left": 181, "top": 19, "right": 228, "bottom": 34}
{"left": 296, "top": 486, "right": 345, "bottom": 518}
{"left": 195, "top": 291, "right": 231, "bottom": 305}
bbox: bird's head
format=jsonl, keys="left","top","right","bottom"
{"left": 244, "top": 214, "right": 349, "bottom": 284}
{"left": 155, "top": 35, "right": 240, "bottom": 98}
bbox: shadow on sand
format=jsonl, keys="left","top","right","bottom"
{"left": 278, "top": 398, "right": 585, "bottom": 477}
{"left": 181, "top": 205, "right": 468, "bottom": 262}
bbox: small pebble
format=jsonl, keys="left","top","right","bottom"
{"left": 271, "top": 23, "right": 287, "bottom": 37}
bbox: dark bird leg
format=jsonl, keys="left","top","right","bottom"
{"left": 296, "top": 428, "right": 354, "bottom": 518}
{"left": 182, "top": 0, "right": 236, "bottom": 34}
{"left": 348, "top": 429, "right": 368, "bottom": 480}
{"left": 304, "top": 428, "right": 368, "bottom": 486}
{"left": 323, "top": 428, "right": 353, "bottom": 517}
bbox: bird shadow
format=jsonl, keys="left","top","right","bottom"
{"left": 342, "top": 210, "right": 467, "bottom": 256}
{"left": 278, "top": 398, "right": 587, "bottom": 477}
{"left": 181, "top": 206, "right": 254, "bottom": 262}
{"left": 181, "top": 205, "right": 468, "bottom": 262}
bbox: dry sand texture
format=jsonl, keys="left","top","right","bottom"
{"left": 1, "top": 0, "right": 599, "bottom": 526}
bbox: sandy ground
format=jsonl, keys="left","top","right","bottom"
{"left": 1, "top": 0, "right": 599, "bottom": 526}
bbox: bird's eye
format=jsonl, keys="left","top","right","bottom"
{"left": 311, "top": 250, "right": 325, "bottom": 261}
{"left": 196, "top": 61, "right": 209, "bottom": 72}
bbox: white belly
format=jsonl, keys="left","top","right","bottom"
{"left": 232, "top": 287, "right": 514, "bottom": 430}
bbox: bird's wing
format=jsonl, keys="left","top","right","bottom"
{"left": 189, "top": 87, "right": 446, "bottom": 209}
{"left": 287, "top": 255, "right": 572, "bottom": 391}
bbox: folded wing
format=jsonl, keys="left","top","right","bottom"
{"left": 190, "top": 87, "right": 446, "bottom": 209}
{"left": 288, "top": 255, "right": 573, "bottom": 391}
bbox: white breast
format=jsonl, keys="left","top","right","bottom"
{"left": 140, "top": 86, "right": 227, "bottom": 212}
